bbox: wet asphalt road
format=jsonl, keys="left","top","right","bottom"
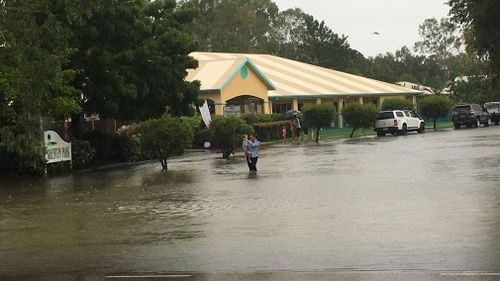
{"left": 1, "top": 126, "right": 500, "bottom": 280}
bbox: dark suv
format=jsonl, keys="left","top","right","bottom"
{"left": 452, "top": 104, "right": 491, "bottom": 129}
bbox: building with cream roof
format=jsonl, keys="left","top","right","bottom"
{"left": 187, "top": 52, "right": 423, "bottom": 127}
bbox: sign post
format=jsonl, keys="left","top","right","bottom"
{"left": 224, "top": 105, "right": 241, "bottom": 117}
{"left": 44, "top": 130, "right": 72, "bottom": 168}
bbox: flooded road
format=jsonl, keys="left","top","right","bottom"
{"left": 1, "top": 127, "right": 500, "bottom": 278}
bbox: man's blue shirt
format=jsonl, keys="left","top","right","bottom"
{"left": 248, "top": 139, "right": 260, "bottom": 158}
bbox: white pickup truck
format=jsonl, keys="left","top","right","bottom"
{"left": 375, "top": 110, "right": 425, "bottom": 136}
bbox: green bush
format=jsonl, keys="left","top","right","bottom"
{"left": 342, "top": 103, "right": 379, "bottom": 137}
{"left": 192, "top": 127, "right": 211, "bottom": 149}
{"left": 418, "top": 95, "right": 450, "bottom": 129}
{"left": 242, "top": 113, "right": 282, "bottom": 125}
{"left": 77, "top": 131, "right": 141, "bottom": 162}
{"left": 0, "top": 148, "right": 18, "bottom": 174}
{"left": 381, "top": 98, "right": 414, "bottom": 110}
{"left": 302, "top": 104, "right": 336, "bottom": 143}
{"left": 71, "top": 140, "right": 95, "bottom": 169}
{"left": 134, "top": 115, "right": 195, "bottom": 170}
{"left": 209, "top": 116, "right": 253, "bottom": 158}
{"left": 253, "top": 120, "right": 289, "bottom": 142}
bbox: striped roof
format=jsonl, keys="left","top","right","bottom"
{"left": 189, "top": 52, "right": 422, "bottom": 99}
{"left": 186, "top": 56, "right": 275, "bottom": 91}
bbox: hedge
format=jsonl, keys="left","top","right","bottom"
{"left": 253, "top": 120, "right": 290, "bottom": 142}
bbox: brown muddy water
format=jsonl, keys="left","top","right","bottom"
{"left": 1, "top": 127, "right": 500, "bottom": 277}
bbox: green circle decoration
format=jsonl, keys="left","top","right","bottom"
{"left": 240, "top": 67, "right": 248, "bottom": 80}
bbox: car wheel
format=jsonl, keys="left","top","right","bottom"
{"left": 400, "top": 124, "right": 408, "bottom": 135}
{"left": 454, "top": 123, "right": 461, "bottom": 129}
{"left": 418, "top": 123, "right": 425, "bottom": 133}
{"left": 487, "top": 118, "right": 492, "bottom": 126}
{"left": 376, "top": 131, "right": 385, "bottom": 137}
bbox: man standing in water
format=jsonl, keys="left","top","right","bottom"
{"left": 247, "top": 134, "right": 260, "bottom": 172}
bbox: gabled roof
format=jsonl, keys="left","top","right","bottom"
{"left": 189, "top": 52, "right": 423, "bottom": 98}
{"left": 186, "top": 56, "right": 275, "bottom": 92}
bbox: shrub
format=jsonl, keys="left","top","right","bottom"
{"left": 418, "top": 95, "right": 450, "bottom": 129}
{"left": 0, "top": 148, "right": 18, "bottom": 174}
{"left": 134, "top": 115, "right": 196, "bottom": 170}
{"left": 381, "top": 98, "right": 414, "bottom": 110}
{"left": 77, "top": 131, "right": 141, "bottom": 162}
{"left": 342, "top": 103, "right": 379, "bottom": 137}
{"left": 242, "top": 113, "right": 282, "bottom": 125}
{"left": 253, "top": 120, "right": 290, "bottom": 142}
{"left": 192, "top": 127, "right": 211, "bottom": 149}
{"left": 71, "top": 140, "right": 95, "bottom": 169}
{"left": 302, "top": 104, "right": 336, "bottom": 143}
{"left": 209, "top": 116, "right": 253, "bottom": 158}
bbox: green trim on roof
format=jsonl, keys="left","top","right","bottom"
{"left": 268, "top": 91, "right": 423, "bottom": 100}
{"left": 219, "top": 58, "right": 276, "bottom": 91}
{"left": 199, "top": 89, "right": 221, "bottom": 93}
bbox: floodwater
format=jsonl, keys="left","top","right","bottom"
{"left": 1, "top": 127, "right": 500, "bottom": 279}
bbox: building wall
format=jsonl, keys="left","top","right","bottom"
{"left": 268, "top": 94, "right": 418, "bottom": 128}
{"left": 200, "top": 65, "right": 270, "bottom": 115}
{"left": 222, "top": 66, "right": 269, "bottom": 102}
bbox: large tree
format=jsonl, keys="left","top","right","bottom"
{"left": 184, "top": 2, "right": 367, "bottom": 73}
{"left": 414, "top": 18, "right": 463, "bottom": 63}
{"left": 0, "top": 0, "right": 86, "bottom": 173}
{"left": 448, "top": 0, "right": 500, "bottom": 75}
{"left": 70, "top": 0, "right": 200, "bottom": 121}
{"left": 184, "top": 0, "right": 279, "bottom": 53}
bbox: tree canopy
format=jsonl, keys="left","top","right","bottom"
{"left": 448, "top": 0, "right": 500, "bottom": 74}
{"left": 0, "top": 0, "right": 202, "bottom": 174}
{"left": 0, "top": 0, "right": 88, "bottom": 173}
{"left": 70, "top": 0, "right": 201, "bottom": 121}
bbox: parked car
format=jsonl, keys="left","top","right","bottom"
{"left": 374, "top": 110, "right": 425, "bottom": 136}
{"left": 452, "top": 104, "right": 491, "bottom": 129}
{"left": 484, "top": 102, "right": 500, "bottom": 125}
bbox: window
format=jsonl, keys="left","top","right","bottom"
{"left": 272, "top": 103, "right": 291, "bottom": 114}
{"left": 396, "top": 112, "right": 404, "bottom": 117}
{"left": 485, "top": 103, "right": 500, "bottom": 110}
{"left": 455, "top": 105, "right": 471, "bottom": 112}
{"left": 378, "top": 112, "right": 395, "bottom": 120}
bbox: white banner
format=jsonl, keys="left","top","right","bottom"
{"left": 199, "top": 100, "right": 212, "bottom": 128}
{"left": 44, "top": 130, "right": 72, "bottom": 164}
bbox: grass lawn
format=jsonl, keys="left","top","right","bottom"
{"left": 296, "top": 121, "right": 454, "bottom": 142}
{"left": 426, "top": 121, "right": 453, "bottom": 129}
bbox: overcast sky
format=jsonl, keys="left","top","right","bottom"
{"left": 272, "top": 0, "right": 451, "bottom": 58}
